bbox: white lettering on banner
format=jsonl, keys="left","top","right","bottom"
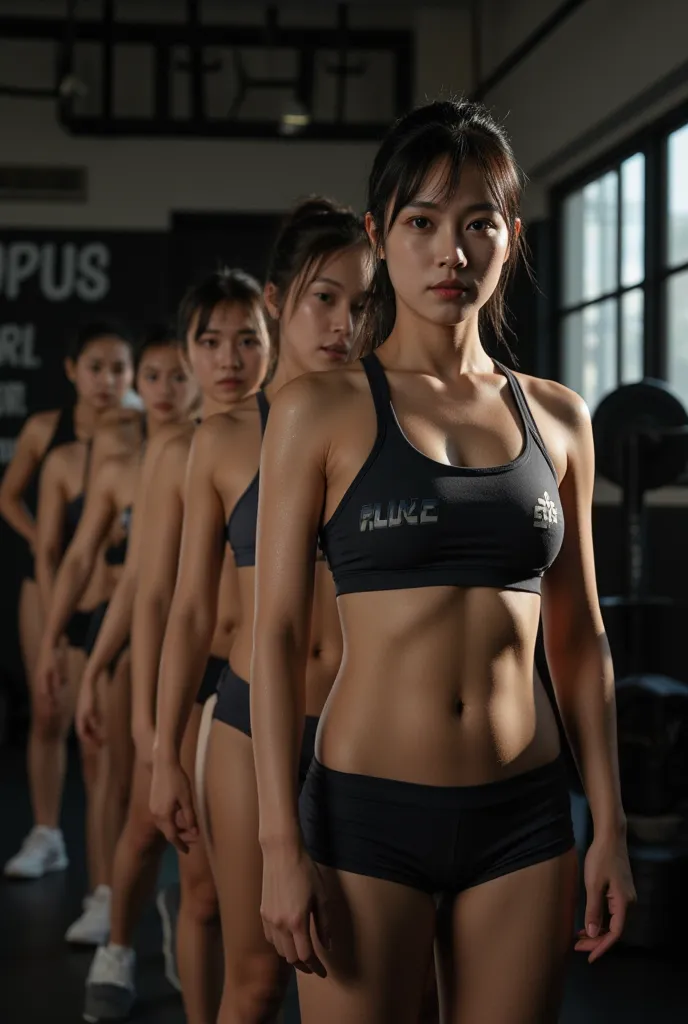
{"left": 0, "top": 242, "right": 111, "bottom": 301}
{"left": 0, "top": 382, "right": 27, "bottom": 417}
{"left": 0, "top": 438, "right": 17, "bottom": 464}
{"left": 0, "top": 324, "right": 42, "bottom": 368}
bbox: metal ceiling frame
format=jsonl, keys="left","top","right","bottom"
{"left": 0, "top": 4, "right": 413, "bottom": 140}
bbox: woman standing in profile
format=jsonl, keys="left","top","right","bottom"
{"left": 250, "top": 100, "right": 635, "bottom": 1024}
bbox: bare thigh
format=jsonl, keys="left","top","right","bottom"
{"left": 105, "top": 651, "right": 134, "bottom": 795}
{"left": 205, "top": 720, "right": 288, "bottom": 987}
{"left": 19, "top": 579, "right": 43, "bottom": 684}
{"left": 297, "top": 867, "right": 436, "bottom": 1024}
{"left": 437, "top": 850, "right": 579, "bottom": 1024}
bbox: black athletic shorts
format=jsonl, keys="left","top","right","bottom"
{"left": 197, "top": 655, "right": 226, "bottom": 704}
{"left": 299, "top": 754, "right": 575, "bottom": 894}
{"left": 213, "top": 663, "right": 319, "bottom": 787}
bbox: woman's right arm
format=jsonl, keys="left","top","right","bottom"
{"left": 35, "top": 450, "right": 68, "bottom": 613}
{"left": 77, "top": 426, "right": 187, "bottom": 745}
{"left": 130, "top": 433, "right": 190, "bottom": 764}
{"left": 151, "top": 421, "right": 228, "bottom": 847}
{"left": 39, "top": 458, "right": 118, "bottom": 656}
{"left": 0, "top": 412, "right": 57, "bottom": 547}
{"left": 250, "top": 376, "right": 332, "bottom": 970}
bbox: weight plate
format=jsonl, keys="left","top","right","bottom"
{"left": 593, "top": 379, "right": 688, "bottom": 489}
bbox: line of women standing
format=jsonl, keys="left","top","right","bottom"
{"left": 2, "top": 96, "right": 634, "bottom": 1024}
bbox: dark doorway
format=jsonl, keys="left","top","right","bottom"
{"left": 169, "top": 212, "right": 283, "bottom": 311}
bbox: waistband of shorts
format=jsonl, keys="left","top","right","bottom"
{"left": 307, "top": 754, "right": 568, "bottom": 810}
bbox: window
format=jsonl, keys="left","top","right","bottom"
{"left": 666, "top": 123, "right": 688, "bottom": 406}
{"left": 556, "top": 106, "right": 688, "bottom": 412}
{"left": 560, "top": 155, "right": 645, "bottom": 411}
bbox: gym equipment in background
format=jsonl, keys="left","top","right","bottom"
{"left": 592, "top": 380, "right": 688, "bottom": 949}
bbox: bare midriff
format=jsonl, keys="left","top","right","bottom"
{"left": 317, "top": 585, "right": 562, "bottom": 787}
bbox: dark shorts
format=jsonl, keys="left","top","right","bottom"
{"left": 64, "top": 609, "right": 93, "bottom": 650}
{"left": 299, "top": 755, "right": 575, "bottom": 895}
{"left": 83, "top": 601, "right": 128, "bottom": 672}
{"left": 213, "top": 663, "right": 319, "bottom": 788}
{"left": 197, "top": 655, "right": 226, "bottom": 705}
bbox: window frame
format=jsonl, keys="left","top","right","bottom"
{"left": 551, "top": 97, "right": 688, "bottom": 392}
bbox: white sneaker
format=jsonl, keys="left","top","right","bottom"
{"left": 3, "top": 826, "right": 69, "bottom": 879}
{"left": 84, "top": 945, "right": 136, "bottom": 1022}
{"left": 66, "top": 885, "right": 112, "bottom": 945}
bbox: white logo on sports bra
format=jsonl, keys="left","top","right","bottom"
{"left": 533, "top": 491, "right": 558, "bottom": 529}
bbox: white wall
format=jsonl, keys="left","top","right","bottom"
{"left": 0, "top": 2, "right": 472, "bottom": 228}
{"left": 478, "top": 0, "right": 688, "bottom": 218}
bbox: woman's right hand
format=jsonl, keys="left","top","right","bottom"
{"left": 260, "top": 842, "right": 332, "bottom": 976}
{"left": 150, "top": 756, "right": 199, "bottom": 853}
{"left": 75, "top": 669, "right": 104, "bottom": 747}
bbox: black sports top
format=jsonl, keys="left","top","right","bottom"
{"left": 226, "top": 391, "right": 270, "bottom": 568}
{"left": 25, "top": 405, "right": 78, "bottom": 518}
{"left": 62, "top": 439, "right": 91, "bottom": 552}
{"left": 319, "top": 353, "right": 564, "bottom": 597}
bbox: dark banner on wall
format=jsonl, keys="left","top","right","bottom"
{"left": 0, "top": 230, "right": 168, "bottom": 704}
{"left": 0, "top": 231, "right": 168, "bottom": 467}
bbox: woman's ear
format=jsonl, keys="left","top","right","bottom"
{"left": 64, "top": 357, "right": 76, "bottom": 383}
{"left": 505, "top": 217, "right": 522, "bottom": 263}
{"left": 263, "top": 281, "right": 281, "bottom": 320}
{"left": 365, "top": 211, "right": 385, "bottom": 260}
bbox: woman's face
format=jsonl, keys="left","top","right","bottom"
{"left": 67, "top": 336, "right": 134, "bottom": 411}
{"left": 185, "top": 301, "right": 270, "bottom": 405}
{"left": 135, "top": 345, "right": 197, "bottom": 425}
{"left": 377, "top": 158, "right": 517, "bottom": 331}
{"left": 275, "top": 244, "right": 370, "bottom": 373}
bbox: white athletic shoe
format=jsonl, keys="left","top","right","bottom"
{"left": 3, "top": 826, "right": 69, "bottom": 879}
{"left": 66, "top": 885, "right": 112, "bottom": 945}
{"left": 84, "top": 944, "right": 136, "bottom": 1022}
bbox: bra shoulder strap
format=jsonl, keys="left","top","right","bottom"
{"left": 361, "top": 352, "right": 391, "bottom": 439}
{"left": 496, "top": 361, "right": 558, "bottom": 481}
{"left": 256, "top": 390, "right": 270, "bottom": 434}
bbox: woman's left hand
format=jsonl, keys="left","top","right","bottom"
{"left": 575, "top": 832, "right": 636, "bottom": 962}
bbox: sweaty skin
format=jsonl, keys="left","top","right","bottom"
{"left": 249, "top": 156, "right": 634, "bottom": 1024}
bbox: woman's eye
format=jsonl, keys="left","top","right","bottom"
{"left": 315, "top": 292, "right": 333, "bottom": 304}
{"left": 410, "top": 216, "right": 431, "bottom": 229}
{"left": 468, "top": 219, "right": 495, "bottom": 231}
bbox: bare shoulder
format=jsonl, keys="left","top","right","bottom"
{"left": 23, "top": 409, "right": 61, "bottom": 450}
{"left": 94, "top": 451, "right": 133, "bottom": 488}
{"left": 155, "top": 426, "right": 194, "bottom": 488}
{"left": 269, "top": 363, "right": 368, "bottom": 432}
{"left": 515, "top": 372, "right": 591, "bottom": 434}
{"left": 41, "top": 440, "right": 75, "bottom": 481}
{"left": 145, "top": 420, "right": 194, "bottom": 465}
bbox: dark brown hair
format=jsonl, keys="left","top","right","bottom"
{"left": 265, "top": 196, "right": 367, "bottom": 368}
{"left": 357, "top": 98, "right": 526, "bottom": 357}
{"left": 177, "top": 266, "right": 267, "bottom": 346}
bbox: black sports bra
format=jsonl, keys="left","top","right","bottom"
{"left": 62, "top": 439, "right": 92, "bottom": 552}
{"left": 226, "top": 391, "right": 270, "bottom": 568}
{"left": 319, "top": 352, "right": 564, "bottom": 596}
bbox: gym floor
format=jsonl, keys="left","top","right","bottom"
{"left": 0, "top": 740, "right": 685, "bottom": 1024}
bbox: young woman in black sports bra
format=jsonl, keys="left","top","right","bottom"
{"left": 149, "top": 198, "right": 370, "bottom": 1024}
{"left": 33, "top": 327, "right": 195, "bottom": 945}
{"left": 81, "top": 270, "right": 269, "bottom": 1024}
{"left": 250, "top": 101, "right": 636, "bottom": 1024}
{"left": 2, "top": 322, "right": 135, "bottom": 885}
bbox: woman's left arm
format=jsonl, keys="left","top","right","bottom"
{"left": 540, "top": 393, "right": 636, "bottom": 962}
